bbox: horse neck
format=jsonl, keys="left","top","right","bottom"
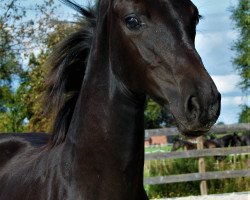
{"left": 68, "top": 63, "right": 146, "bottom": 157}
{"left": 63, "top": 35, "right": 146, "bottom": 198}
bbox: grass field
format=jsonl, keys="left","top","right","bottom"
{"left": 145, "top": 145, "right": 173, "bottom": 154}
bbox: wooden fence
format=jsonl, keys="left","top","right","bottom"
{"left": 145, "top": 123, "right": 250, "bottom": 138}
{"left": 143, "top": 123, "right": 250, "bottom": 195}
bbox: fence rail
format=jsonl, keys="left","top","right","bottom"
{"left": 144, "top": 169, "right": 250, "bottom": 185}
{"left": 145, "top": 146, "right": 250, "bottom": 160}
{"left": 145, "top": 123, "right": 250, "bottom": 138}
{"left": 144, "top": 146, "right": 250, "bottom": 185}
{"left": 143, "top": 124, "right": 250, "bottom": 195}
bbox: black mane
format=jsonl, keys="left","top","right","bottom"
{"left": 45, "top": 0, "right": 96, "bottom": 146}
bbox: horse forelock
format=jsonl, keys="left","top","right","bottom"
{"left": 44, "top": 1, "right": 97, "bottom": 146}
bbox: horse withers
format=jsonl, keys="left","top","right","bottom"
{"left": 0, "top": 132, "right": 50, "bottom": 147}
{"left": 0, "top": 0, "right": 221, "bottom": 199}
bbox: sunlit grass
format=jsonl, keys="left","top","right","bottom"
{"left": 145, "top": 145, "right": 173, "bottom": 154}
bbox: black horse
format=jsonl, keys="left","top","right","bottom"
{"left": 0, "top": 0, "right": 221, "bottom": 199}
{"left": 210, "top": 133, "right": 241, "bottom": 148}
{"left": 236, "top": 132, "right": 250, "bottom": 146}
{"left": 204, "top": 133, "right": 243, "bottom": 161}
{"left": 171, "top": 138, "right": 196, "bottom": 151}
{"left": 171, "top": 137, "right": 223, "bottom": 152}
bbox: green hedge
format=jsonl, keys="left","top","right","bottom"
{"left": 144, "top": 156, "right": 250, "bottom": 198}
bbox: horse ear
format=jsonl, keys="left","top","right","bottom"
{"left": 60, "top": 0, "right": 95, "bottom": 19}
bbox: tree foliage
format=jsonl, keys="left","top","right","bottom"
{"left": 0, "top": 0, "right": 58, "bottom": 55}
{"left": 231, "top": 0, "right": 250, "bottom": 123}
{"left": 0, "top": 15, "right": 26, "bottom": 132}
{"left": 144, "top": 98, "right": 175, "bottom": 129}
{"left": 23, "top": 51, "right": 50, "bottom": 132}
{"left": 0, "top": 25, "right": 23, "bottom": 86}
{"left": 0, "top": 84, "right": 28, "bottom": 132}
{"left": 239, "top": 105, "right": 250, "bottom": 123}
{"left": 0, "top": 0, "right": 90, "bottom": 132}
{"left": 25, "top": 23, "right": 77, "bottom": 132}
{"left": 231, "top": 0, "right": 250, "bottom": 92}
{"left": 0, "top": 0, "right": 58, "bottom": 132}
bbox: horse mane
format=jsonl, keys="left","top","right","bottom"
{"left": 45, "top": 0, "right": 96, "bottom": 146}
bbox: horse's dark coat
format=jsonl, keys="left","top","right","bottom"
{"left": 236, "top": 132, "right": 250, "bottom": 146}
{"left": 0, "top": 0, "right": 221, "bottom": 199}
{"left": 171, "top": 138, "right": 223, "bottom": 152}
{"left": 209, "top": 134, "right": 240, "bottom": 148}
{"left": 171, "top": 138, "right": 196, "bottom": 151}
{"left": 0, "top": 133, "right": 50, "bottom": 147}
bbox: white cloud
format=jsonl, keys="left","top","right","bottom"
{"left": 221, "top": 96, "right": 250, "bottom": 106}
{"left": 218, "top": 95, "right": 249, "bottom": 124}
{"left": 211, "top": 74, "right": 240, "bottom": 94}
{"left": 196, "top": 30, "right": 239, "bottom": 57}
{"left": 196, "top": 32, "right": 224, "bottom": 55}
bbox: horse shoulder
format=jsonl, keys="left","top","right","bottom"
{"left": 0, "top": 138, "right": 29, "bottom": 168}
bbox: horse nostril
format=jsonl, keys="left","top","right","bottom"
{"left": 209, "top": 93, "right": 221, "bottom": 118}
{"left": 186, "top": 96, "right": 200, "bottom": 120}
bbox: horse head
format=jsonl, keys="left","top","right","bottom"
{"left": 231, "top": 132, "right": 242, "bottom": 146}
{"left": 105, "top": 0, "right": 221, "bottom": 137}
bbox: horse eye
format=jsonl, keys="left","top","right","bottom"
{"left": 125, "top": 15, "right": 141, "bottom": 30}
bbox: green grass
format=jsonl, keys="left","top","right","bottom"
{"left": 145, "top": 145, "right": 173, "bottom": 154}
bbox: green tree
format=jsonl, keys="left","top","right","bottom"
{"left": 144, "top": 99, "right": 162, "bottom": 129}
{"left": 0, "top": 24, "right": 23, "bottom": 86}
{"left": 144, "top": 98, "right": 175, "bottom": 129}
{"left": 22, "top": 51, "right": 50, "bottom": 132}
{"left": 0, "top": 0, "right": 57, "bottom": 56}
{"left": 0, "top": 84, "right": 28, "bottom": 132}
{"left": 0, "top": 18, "right": 27, "bottom": 132}
{"left": 239, "top": 105, "right": 250, "bottom": 123}
{"left": 231, "top": 0, "right": 250, "bottom": 91}
{"left": 231, "top": 0, "right": 250, "bottom": 123}
{"left": 0, "top": 0, "right": 58, "bottom": 132}
{"left": 24, "top": 23, "right": 77, "bottom": 132}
